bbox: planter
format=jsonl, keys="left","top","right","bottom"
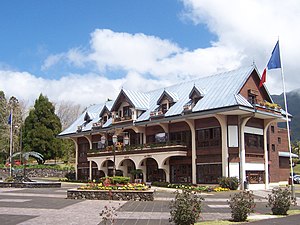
{"left": 67, "top": 189, "right": 154, "bottom": 201}
{"left": 0, "top": 182, "right": 61, "bottom": 188}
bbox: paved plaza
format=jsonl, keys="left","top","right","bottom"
{"left": 0, "top": 182, "right": 300, "bottom": 225}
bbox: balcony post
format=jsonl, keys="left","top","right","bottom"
{"left": 239, "top": 116, "right": 251, "bottom": 190}
{"left": 186, "top": 119, "right": 197, "bottom": 184}
{"left": 215, "top": 115, "right": 228, "bottom": 177}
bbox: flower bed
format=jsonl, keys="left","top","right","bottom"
{"left": 79, "top": 182, "right": 149, "bottom": 191}
{"left": 152, "top": 182, "right": 230, "bottom": 192}
{"left": 67, "top": 176, "right": 153, "bottom": 201}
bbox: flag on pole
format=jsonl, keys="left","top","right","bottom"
{"left": 8, "top": 113, "right": 12, "bottom": 125}
{"left": 259, "top": 41, "right": 282, "bottom": 87}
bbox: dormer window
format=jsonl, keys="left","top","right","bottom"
{"left": 184, "top": 85, "right": 204, "bottom": 111}
{"left": 103, "top": 115, "right": 108, "bottom": 124}
{"left": 84, "top": 112, "right": 92, "bottom": 123}
{"left": 248, "top": 89, "right": 258, "bottom": 104}
{"left": 123, "top": 106, "right": 131, "bottom": 117}
{"left": 155, "top": 90, "right": 178, "bottom": 115}
{"left": 161, "top": 103, "right": 168, "bottom": 114}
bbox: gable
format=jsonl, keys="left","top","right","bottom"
{"left": 157, "top": 90, "right": 178, "bottom": 105}
{"left": 111, "top": 90, "right": 134, "bottom": 112}
{"left": 239, "top": 70, "right": 272, "bottom": 104}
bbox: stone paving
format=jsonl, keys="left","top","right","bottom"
{"left": 0, "top": 183, "right": 300, "bottom": 224}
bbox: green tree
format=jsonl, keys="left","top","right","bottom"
{"left": 0, "top": 91, "right": 9, "bottom": 163}
{"left": 8, "top": 96, "right": 23, "bottom": 156}
{"left": 23, "top": 94, "right": 61, "bottom": 163}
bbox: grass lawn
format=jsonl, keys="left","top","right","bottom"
{"left": 195, "top": 221, "right": 240, "bottom": 225}
{"left": 194, "top": 210, "right": 300, "bottom": 225}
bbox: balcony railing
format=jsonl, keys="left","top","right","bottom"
{"left": 150, "top": 110, "right": 164, "bottom": 117}
{"left": 92, "top": 122, "right": 102, "bottom": 129}
{"left": 87, "top": 142, "right": 188, "bottom": 157}
{"left": 77, "top": 125, "right": 82, "bottom": 132}
{"left": 112, "top": 115, "right": 133, "bottom": 123}
{"left": 254, "top": 102, "right": 282, "bottom": 114}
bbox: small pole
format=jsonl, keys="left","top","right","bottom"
{"left": 9, "top": 108, "right": 13, "bottom": 177}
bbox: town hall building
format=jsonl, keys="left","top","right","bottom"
{"left": 59, "top": 65, "right": 294, "bottom": 189}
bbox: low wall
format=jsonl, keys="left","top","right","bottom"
{"left": 67, "top": 189, "right": 154, "bottom": 201}
{"left": 0, "top": 182, "right": 61, "bottom": 188}
{"left": 0, "top": 168, "right": 74, "bottom": 178}
{"left": 16, "top": 168, "right": 72, "bottom": 178}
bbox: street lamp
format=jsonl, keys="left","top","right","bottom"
{"left": 123, "top": 134, "right": 129, "bottom": 150}
{"left": 100, "top": 135, "right": 106, "bottom": 149}
{"left": 112, "top": 134, "right": 118, "bottom": 176}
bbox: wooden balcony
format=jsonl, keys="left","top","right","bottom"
{"left": 87, "top": 143, "right": 188, "bottom": 157}
{"left": 92, "top": 122, "right": 102, "bottom": 130}
{"left": 254, "top": 103, "right": 282, "bottom": 115}
{"left": 149, "top": 110, "right": 164, "bottom": 119}
{"left": 112, "top": 115, "right": 133, "bottom": 124}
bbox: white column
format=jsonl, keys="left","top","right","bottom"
{"left": 264, "top": 119, "right": 275, "bottom": 189}
{"left": 85, "top": 135, "right": 93, "bottom": 150}
{"left": 89, "top": 160, "right": 92, "bottom": 181}
{"left": 186, "top": 119, "right": 197, "bottom": 184}
{"left": 215, "top": 115, "right": 228, "bottom": 177}
{"left": 240, "top": 116, "right": 251, "bottom": 190}
{"left": 70, "top": 137, "right": 78, "bottom": 180}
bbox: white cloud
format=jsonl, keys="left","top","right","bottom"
{"left": 0, "top": 70, "right": 167, "bottom": 107}
{"left": 5, "top": 0, "right": 300, "bottom": 108}
{"left": 42, "top": 54, "right": 64, "bottom": 71}
{"left": 181, "top": 0, "right": 300, "bottom": 93}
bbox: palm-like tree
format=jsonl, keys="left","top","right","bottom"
{"left": 11, "top": 151, "right": 44, "bottom": 177}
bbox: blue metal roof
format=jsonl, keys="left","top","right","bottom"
{"left": 59, "top": 66, "right": 262, "bottom": 136}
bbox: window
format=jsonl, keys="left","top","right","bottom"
{"left": 248, "top": 89, "right": 258, "bottom": 104}
{"left": 248, "top": 95, "right": 256, "bottom": 104}
{"left": 193, "top": 97, "right": 201, "bottom": 105}
{"left": 271, "top": 126, "right": 275, "bottom": 133}
{"left": 123, "top": 106, "right": 131, "bottom": 117}
{"left": 196, "top": 127, "right": 221, "bottom": 148}
{"left": 103, "top": 115, "right": 108, "bottom": 124}
{"left": 161, "top": 103, "right": 168, "bottom": 114}
{"left": 155, "top": 133, "right": 167, "bottom": 143}
{"left": 278, "top": 137, "right": 281, "bottom": 144}
{"left": 272, "top": 144, "right": 276, "bottom": 151}
{"left": 169, "top": 131, "right": 191, "bottom": 147}
{"left": 245, "top": 134, "right": 263, "bottom": 148}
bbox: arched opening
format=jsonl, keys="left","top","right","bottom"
{"left": 118, "top": 159, "right": 137, "bottom": 181}
{"left": 101, "top": 159, "right": 123, "bottom": 177}
{"left": 143, "top": 158, "right": 166, "bottom": 182}
{"left": 91, "top": 161, "right": 105, "bottom": 180}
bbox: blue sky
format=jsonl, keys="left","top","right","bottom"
{"left": 0, "top": 0, "right": 299, "bottom": 106}
{"left": 0, "top": 0, "right": 214, "bottom": 79}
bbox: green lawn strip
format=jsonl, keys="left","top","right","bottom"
{"left": 287, "top": 209, "right": 300, "bottom": 215}
{"left": 195, "top": 211, "right": 300, "bottom": 225}
{"left": 195, "top": 220, "right": 241, "bottom": 225}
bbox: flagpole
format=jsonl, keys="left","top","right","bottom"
{"left": 278, "top": 41, "right": 295, "bottom": 198}
{"left": 9, "top": 108, "right": 13, "bottom": 177}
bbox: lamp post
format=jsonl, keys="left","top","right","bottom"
{"left": 123, "top": 134, "right": 129, "bottom": 149}
{"left": 100, "top": 135, "right": 106, "bottom": 149}
{"left": 112, "top": 134, "right": 118, "bottom": 176}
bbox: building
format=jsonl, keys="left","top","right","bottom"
{"left": 58, "top": 65, "right": 295, "bottom": 189}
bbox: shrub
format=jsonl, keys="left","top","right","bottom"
{"left": 65, "top": 171, "right": 76, "bottom": 180}
{"left": 219, "top": 177, "right": 239, "bottom": 190}
{"left": 100, "top": 176, "right": 130, "bottom": 185}
{"left": 152, "top": 181, "right": 170, "bottom": 187}
{"left": 228, "top": 191, "right": 255, "bottom": 222}
{"left": 169, "top": 189, "right": 204, "bottom": 225}
{"left": 267, "top": 187, "right": 297, "bottom": 215}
